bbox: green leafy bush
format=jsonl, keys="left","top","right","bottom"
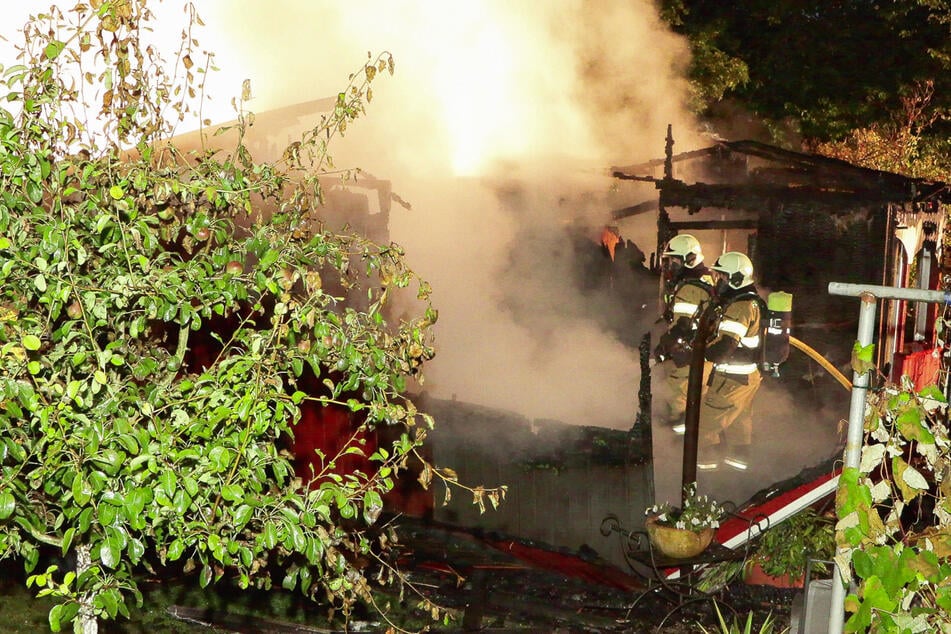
{"left": 836, "top": 349, "right": 951, "bottom": 632}
{"left": 0, "top": 2, "right": 503, "bottom": 631}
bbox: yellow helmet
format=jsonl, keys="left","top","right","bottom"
{"left": 662, "top": 234, "right": 704, "bottom": 268}
{"left": 712, "top": 252, "right": 754, "bottom": 289}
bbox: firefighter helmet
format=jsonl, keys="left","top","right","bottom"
{"left": 662, "top": 234, "right": 704, "bottom": 268}
{"left": 712, "top": 251, "right": 754, "bottom": 289}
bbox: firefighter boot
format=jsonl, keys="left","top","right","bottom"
{"left": 724, "top": 445, "right": 751, "bottom": 472}
{"left": 697, "top": 444, "right": 722, "bottom": 472}
{"left": 671, "top": 418, "right": 686, "bottom": 436}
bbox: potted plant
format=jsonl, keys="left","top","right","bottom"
{"left": 745, "top": 507, "right": 836, "bottom": 587}
{"left": 644, "top": 482, "right": 725, "bottom": 558}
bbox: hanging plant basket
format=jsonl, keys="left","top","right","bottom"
{"left": 645, "top": 516, "right": 715, "bottom": 559}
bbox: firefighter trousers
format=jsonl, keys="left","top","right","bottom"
{"left": 663, "top": 361, "right": 712, "bottom": 423}
{"left": 698, "top": 370, "right": 761, "bottom": 448}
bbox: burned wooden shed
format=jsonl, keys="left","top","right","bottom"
{"left": 612, "top": 129, "right": 951, "bottom": 385}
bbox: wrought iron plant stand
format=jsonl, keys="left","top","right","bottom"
{"left": 600, "top": 507, "right": 763, "bottom": 631}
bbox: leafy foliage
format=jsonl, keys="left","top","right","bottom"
{"left": 660, "top": 0, "right": 951, "bottom": 145}
{"left": 808, "top": 81, "right": 951, "bottom": 183}
{"left": 750, "top": 508, "right": 835, "bottom": 580}
{"left": 835, "top": 352, "right": 951, "bottom": 632}
{"left": 0, "top": 2, "right": 503, "bottom": 631}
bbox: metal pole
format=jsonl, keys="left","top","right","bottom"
{"left": 682, "top": 301, "right": 717, "bottom": 502}
{"left": 829, "top": 282, "right": 951, "bottom": 305}
{"left": 825, "top": 292, "right": 875, "bottom": 634}
{"left": 826, "top": 282, "right": 951, "bottom": 634}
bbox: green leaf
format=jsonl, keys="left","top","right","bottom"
{"left": 61, "top": 528, "right": 75, "bottom": 555}
{"left": 100, "top": 536, "right": 120, "bottom": 569}
{"left": 71, "top": 477, "right": 91, "bottom": 506}
{"left": 25, "top": 180, "right": 42, "bottom": 204}
{"left": 57, "top": 603, "right": 79, "bottom": 630}
{"left": 21, "top": 334, "right": 41, "bottom": 351}
{"left": 850, "top": 342, "right": 876, "bottom": 375}
{"left": 304, "top": 535, "right": 324, "bottom": 564}
{"left": 0, "top": 491, "right": 15, "bottom": 519}
{"left": 159, "top": 470, "right": 177, "bottom": 498}
{"left": 288, "top": 523, "right": 306, "bottom": 551}
{"left": 44, "top": 41, "right": 65, "bottom": 60}
{"left": 100, "top": 587, "right": 119, "bottom": 619}
{"left": 167, "top": 539, "right": 185, "bottom": 561}
{"left": 233, "top": 504, "right": 253, "bottom": 527}
{"left": 199, "top": 564, "right": 213, "bottom": 588}
{"left": 172, "top": 489, "right": 191, "bottom": 514}
{"left": 109, "top": 185, "right": 124, "bottom": 200}
{"left": 48, "top": 603, "right": 63, "bottom": 632}
{"left": 221, "top": 484, "right": 244, "bottom": 502}
{"left": 77, "top": 508, "right": 93, "bottom": 534}
{"left": 182, "top": 477, "right": 199, "bottom": 498}
{"left": 263, "top": 522, "right": 278, "bottom": 549}
{"left": 116, "top": 434, "right": 139, "bottom": 455}
{"left": 282, "top": 567, "right": 299, "bottom": 590}
{"left": 258, "top": 249, "right": 279, "bottom": 269}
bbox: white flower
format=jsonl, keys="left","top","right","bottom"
{"left": 643, "top": 482, "right": 724, "bottom": 533}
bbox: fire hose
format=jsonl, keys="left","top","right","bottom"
{"left": 789, "top": 335, "right": 851, "bottom": 392}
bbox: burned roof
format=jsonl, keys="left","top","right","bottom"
{"left": 611, "top": 138, "right": 951, "bottom": 219}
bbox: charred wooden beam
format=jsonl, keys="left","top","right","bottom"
{"left": 664, "top": 124, "right": 674, "bottom": 180}
{"left": 611, "top": 200, "right": 658, "bottom": 219}
{"left": 613, "top": 138, "right": 951, "bottom": 205}
{"left": 611, "top": 146, "right": 722, "bottom": 176}
{"left": 668, "top": 219, "right": 759, "bottom": 230}
{"left": 611, "top": 171, "right": 660, "bottom": 183}
{"left": 659, "top": 181, "right": 910, "bottom": 213}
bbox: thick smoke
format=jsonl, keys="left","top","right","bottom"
{"left": 193, "top": 0, "right": 704, "bottom": 429}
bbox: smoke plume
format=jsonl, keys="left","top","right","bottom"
{"left": 197, "top": 0, "right": 703, "bottom": 429}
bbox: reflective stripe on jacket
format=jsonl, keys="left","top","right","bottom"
{"left": 668, "top": 276, "right": 715, "bottom": 322}
{"left": 710, "top": 293, "right": 761, "bottom": 372}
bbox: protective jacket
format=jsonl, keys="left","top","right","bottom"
{"left": 655, "top": 268, "right": 715, "bottom": 367}
{"left": 705, "top": 285, "right": 762, "bottom": 377}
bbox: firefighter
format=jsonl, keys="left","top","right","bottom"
{"left": 653, "top": 234, "right": 716, "bottom": 435}
{"left": 697, "top": 251, "right": 762, "bottom": 472}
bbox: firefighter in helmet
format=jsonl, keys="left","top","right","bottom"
{"left": 697, "top": 251, "right": 762, "bottom": 472}
{"left": 653, "top": 234, "right": 716, "bottom": 434}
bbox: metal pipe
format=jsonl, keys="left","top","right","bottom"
{"left": 824, "top": 282, "right": 951, "bottom": 634}
{"left": 825, "top": 291, "right": 876, "bottom": 634}
{"left": 828, "top": 282, "right": 951, "bottom": 304}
